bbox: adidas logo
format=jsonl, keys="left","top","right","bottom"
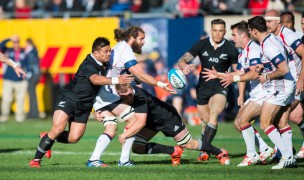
{"left": 58, "top": 101, "right": 66, "bottom": 107}
{"left": 202, "top": 51, "right": 209, "bottom": 56}
{"left": 174, "top": 126, "right": 179, "bottom": 131}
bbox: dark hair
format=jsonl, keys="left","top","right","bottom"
{"left": 302, "top": 12, "right": 304, "bottom": 18}
{"left": 92, "top": 37, "right": 110, "bottom": 52}
{"left": 231, "top": 20, "right": 250, "bottom": 37}
{"left": 211, "top": 19, "right": 226, "bottom": 28}
{"left": 114, "top": 26, "right": 144, "bottom": 42}
{"left": 280, "top": 11, "right": 295, "bottom": 24}
{"left": 248, "top": 16, "right": 267, "bottom": 33}
{"left": 26, "top": 38, "right": 35, "bottom": 47}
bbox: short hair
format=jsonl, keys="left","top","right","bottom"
{"left": 248, "top": 16, "right": 267, "bottom": 33}
{"left": 280, "top": 11, "right": 295, "bottom": 24}
{"left": 114, "top": 26, "right": 144, "bottom": 42}
{"left": 115, "top": 84, "right": 131, "bottom": 94}
{"left": 211, "top": 19, "right": 226, "bottom": 28}
{"left": 92, "top": 37, "right": 110, "bottom": 52}
{"left": 230, "top": 20, "right": 250, "bottom": 37}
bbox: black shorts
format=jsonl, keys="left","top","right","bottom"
{"left": 145, "top": 115, "right": 185, "bottom": 137}
{"left": 54, "top": 94, "right": 92, "bottom": 124}
{"left": 196, "top": 85, "right": 228, "bottom": 105}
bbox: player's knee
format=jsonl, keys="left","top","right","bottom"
{"left": 103, "top": 117, "right": 118, "bottom": 137}
{"left": 176, "top": 131, "right": 192, "bottom": 146}
{"left": 233, "top": 119, "right": 241, "bottom": 132}
{"left": 289, "top": 113, "right": 302, "bottom": 124}
{"left": 132, "top": 135, "right": 148, "bottom": 154}
{"left": 118, "top": 106, "right": 135, "bottom": 123}
{"left": 68, "top": 135, "right": 82, "bottom": 143}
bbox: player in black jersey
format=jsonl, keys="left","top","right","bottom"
{"left": 177, "top": 19, "right": 239, "bottom": 163}
{"left": 29, "top": 37, "right": 134, "bottom": 168}
{"left": 110, "top": 84, "right": 230, "bottom": 165}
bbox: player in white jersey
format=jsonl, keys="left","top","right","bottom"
{"left": 202, "top": 21, "right": 273, "bottom": 166}
{"left": 248, "top": 16, "right": 295, "bottom": 169}
{"left": 265, "top": 10, "right": 304, "bottom": 160}
{"left": 87, "top": 26, "right": 176, "bottom": 167}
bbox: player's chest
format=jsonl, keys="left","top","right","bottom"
{"left": 199, "top": 47, "right": 229, "bottom": 64}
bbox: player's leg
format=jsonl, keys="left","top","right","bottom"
{"left": 235, "top": 101, "right": 261, "bottom": 166}
{"left": 289, "top": 100, "right": 304, "bottom": 159}
{"left": 29, "top": 110, "right": 69, "bottom": 167}
{"left": 87, "top": 110, "right": 117, "bottom": 167}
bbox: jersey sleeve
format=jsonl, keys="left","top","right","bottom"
{"left": 282, "top": 27, "right": 302, "bottom": 51}
{"left": 248, "top": 45, "right": 262, "bottom": 67}
{"left": 122, "top": 48, "right": 137, "bottom": 70}
{"left": 264, "top": 45, "right": 286, "bottom": 67}
{"left": 83, "top": 61, "right": 100, "bottom": 80}
{"left": 187, "top": 40, "right": 204, "bottom": 57}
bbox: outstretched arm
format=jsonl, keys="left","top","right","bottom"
{"left": 0, "top": 52, "right": 26, "bottom": 78}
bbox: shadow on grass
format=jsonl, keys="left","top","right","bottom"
{"left": 0, "top": 148, "right": 24, "bottom": 153}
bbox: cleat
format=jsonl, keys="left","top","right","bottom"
{"left": 86, "top": 160, "right": 108, "bottom": 167}
{"left": 271, "top": 156, "right": 295, "bottom": 169}
{"left": 118, "top": 160, "right": 135, "bottom": 166}
{"left": 171, "top": 146, "right": 183, "bottom": 166}
{"left": 295, "top": 147, "right": 304, "bottom": 159}
{"left": 237, "top": 153, "right": 259, "bottom": 167}
{"left": 29, "top": 159, "right": 41, "bottom": 168}
{"left": 259, "top": 147, "right": 274, "bottom": 162}
{"left": 197, "top": 151, "right": 210, "bottom": 161}
{"left": 216, "top": 148, "right": 230, "bottom": 165}
{"left": 40, "top": 132, "right": 52, "bottom": 159}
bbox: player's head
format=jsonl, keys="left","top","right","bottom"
{"left": 230, "top": 21, "right": 250, "bottom": 49}
{"left": 280, "top": 11, "right": 295, "bottom": 31}
{"left": 264, "top": 9, "right": 280, "bottom": 33}
{"left": 115, "top": 84, "right": 134, "bottom": 104}
{"left": 92, "top": 37, "right": 111, "bottom": 63}
{"left": 210, "top": 19, "right": 226, "bottom": 44}
{"left": 114, "top": 26, "right": 145, "bottom": 54}
{"left": 248, "top": 16, "right": 267, "bottom": 41}
{"left": 301, "top": 12, "right": 304, "bottom": 33}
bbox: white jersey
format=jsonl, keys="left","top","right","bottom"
{"left": 277, "top": 26, "right": 303, "bottom": 81}
{"left": 237, "top": 40, "right": 262, "bottom": 93}
{"left": 94, "top": 41, "right": 137, "bottom": 110}
{"left": 260, "top": 33, "right": 294, "bottom": 93}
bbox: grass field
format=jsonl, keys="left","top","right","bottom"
{"left": 0, "top": 118, "right": 303, "bottom": 180}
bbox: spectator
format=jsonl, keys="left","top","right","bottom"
{"left": 0, "top": 35, "right": 28, "bottom": 123}
{"left": 177, "top": 0, "right": 200, "bottom": 17}
{"left": 247, "top": 0, "right": 269, "bottom": 15}
{"left": 14, "top": 0, "right": 31, "bottom": 19}
{"left": 45, "top": 0, "right": 67, "bottom": 15}
{"left": 65, "top": 0, "right": 84, "bottom": 12}
{"left": 25, "top": 38, "right": 41, "bottom": 119}
{"left": 200, "top": 0, "right": 228, "bottom": 15}
{"left": 131, "top": 0, "right": 149, "bottom": 13}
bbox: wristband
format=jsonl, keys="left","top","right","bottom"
{"left": 10, "top": 59, "right": 18, "bottom": 68}
{"left": 217, "top": 73, "right": 225, "bottom": 79}
{"left": 233, "top": 76, "right": 241, "bottom": 82}
{"left": 111, "top": 77, "right": 119, "bottom": 84}
{"left": 157, "top": 81, "right": 167, "bottom": 88}
{"left": 264, "top": 74, "right": 268, "bottom": 81}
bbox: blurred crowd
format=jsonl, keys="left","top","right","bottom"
{"left": 0, "top": 0, "right": 303, "bottom": 19}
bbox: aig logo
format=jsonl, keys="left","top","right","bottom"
{"left": 209, "top": 57, "right": 219, "bottom": 63}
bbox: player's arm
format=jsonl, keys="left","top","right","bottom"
{"left": 128, "top": 64, "right": 176, "bottom": 94}
{"left": 119, "top": 112, "right": 147, "bottom": 144}
{"left": 89, "top": 73, "right": 134, "bottom": 86}
{"left": 295, "top": 43, "right": 304, "bottom": 94}
{"left": 258, "top": 54, "right": 289, "bottom": 83}
{"left": 0, "top": 52, "right": 26, "bottom": 78}
{"left": 177, "top": 52, "right": 196, "bottom": 75}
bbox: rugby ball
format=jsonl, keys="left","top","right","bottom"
{"left": 168, "top": 69, "right": 187, "bottom": 89}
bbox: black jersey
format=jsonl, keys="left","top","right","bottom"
{"left": 61, "top": 54, "right": 106, "bottom": 105}
{"left": 131, "top": 86, "right": 181, "bottom": 124}
{"left": 188, "top": 37, "right": 239, "bottom": 87}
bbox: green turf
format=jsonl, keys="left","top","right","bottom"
{"left": 0, "top": 118, "right": 303, "bottom": 180}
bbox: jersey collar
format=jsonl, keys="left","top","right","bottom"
{"left": 90, "top": 53, "right": 103, "bottom": 66}
{"left": 209, "top": 37, "right": 225, "bottom": 47}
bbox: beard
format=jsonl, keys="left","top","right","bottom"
{"left": 131, "top": 41, "right": 142, "bottom": 54}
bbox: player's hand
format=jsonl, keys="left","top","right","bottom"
{"left": 220, "top": 72, "right": 233, "bottom": 88}
{"left": 14, "top": 66, "right": 26, "bottom": 79}
{"left": 237, "top": 95, "right": 244, "bottom": 108}
{"left": 118, "top": 74, "right": 134, "bottom": 84}
{"left": 296, "top": 76, "right": 304, "bottom": 96}
{"left": 94, "top": 110, "right": 104, "bottom": 122}
{"left": 257, "top": 73, "right": 267, "bottom": 84}
{"left": 157, "top": 81, "right": 177, "bottom": 94}
{"left": 119, "top": 134, "right": 127, "bottom": 145}
{"left": 181, "top": 64, "right": 196, "bottom": 75}
{"left": 202, "top": 66, "right": 219, "bottom": 81}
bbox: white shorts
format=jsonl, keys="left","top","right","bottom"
{"left": 264, "top": 90, "right": 295, "bottom": 106}
{"left": 245, "top": 88, "right": 266, "bottom": 106}
{"left": 93, "top": 86, "right": 120, "bottom": 111}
